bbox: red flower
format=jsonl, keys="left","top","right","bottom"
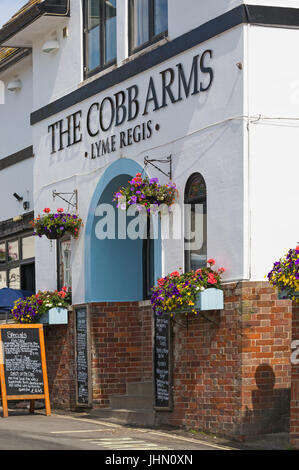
{"left": 43, "top": 208, "right": 51, "bottom": 213}
{"left": 170, "top": 271, "right": 180, "bottom": 277}
{"left": 158, "top": 278, "right": 165, "bottom": 286}
{"left": 136, "top": 173, "right": 142, "bottom": 177}
{"left": 57, "top": 208, "right": 64, "bottom": 213}
{"left": 218, "top": 267, "right": 226, "bottom": 273}
{"left": 207, "top": 259, "right": 215, "bottom": 266}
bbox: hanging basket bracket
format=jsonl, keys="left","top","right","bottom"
{"left": 144, "top": 155, "right": 172, "bottom": 180}
{"left": 52, "top": 189, "right": 78, "bottom": 212}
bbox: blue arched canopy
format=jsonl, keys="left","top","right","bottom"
{"left": 85, "top": 158, "right": 161, "bottom": 303}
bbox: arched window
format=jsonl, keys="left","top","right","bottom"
{"left": 184, "top": 173, "right": 207, "bottom": 272}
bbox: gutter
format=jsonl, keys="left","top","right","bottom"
{"left": 0, "top": 0, "right": 70, "bottom": 46}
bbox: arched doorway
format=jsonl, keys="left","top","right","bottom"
{"left": 85, "top": 159, "right": 162, "bottom": 302}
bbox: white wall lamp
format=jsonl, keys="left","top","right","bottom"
{"left": 7, "top": 78, "right": 22, "bottom": 92}
{"left": 42, "top": 38, "right": 60, "bottom": 54}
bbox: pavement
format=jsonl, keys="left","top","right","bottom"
{"left": 0, "top": 404, "right": 293, "bottom": 452}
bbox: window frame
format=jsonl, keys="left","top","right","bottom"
{"left": 83, "top": 0, "right": 117, "bottom": 79}
{"left": 0, "top": 232, "right": 35, "bottom": 291}
{"left": 128, "top": 0, "right": 168, "bottom": 56}
{"left": 184, "top": 173, "right": 207, "bottom": 273}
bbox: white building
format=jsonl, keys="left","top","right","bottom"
{"left": 0, "top": 0, "right": 297, "bottom": 306}
{"left": 0, "top": 0, "right": 298, "bottom": 434}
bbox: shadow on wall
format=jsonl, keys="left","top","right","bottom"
{"left": 243, "top": 363, "right": 290, "bottom": 435}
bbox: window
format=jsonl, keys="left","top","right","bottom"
{"left": 129, "top": 0, "right": 168, "bottom": 54}
{"left": 184, "top": 173, "right": 207, "bottom": 272}
{"left": 84, "top": 0, "right": 117, "bottom": 77}
{"left": 0, "top": 235, "right": 35, "bottom": 292}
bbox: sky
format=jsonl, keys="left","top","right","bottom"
{"left": 0, "top": 0, "right": 27, "bottom": 27}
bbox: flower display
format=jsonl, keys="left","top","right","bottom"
{"left": 11, "top": 287, "right": 71, "bottom": 324}
{"left": 151, "top": 260, "right": 225, "bottom": 317}
{"left": 113, "top": 173, "right": 178, "bottom": 214}
{"left": 30, "top": 208, "right": 83, "bottom": 239}
{"left": 267, "top": 245, "right": 299, "bottom": 302}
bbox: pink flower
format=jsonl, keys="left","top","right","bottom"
{"left": 218, "top": 267, "right": 226, "bottom": 274}
{"left": 207, "top": 259, "right": 215, "bottom": 266}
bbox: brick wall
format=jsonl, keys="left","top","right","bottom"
{"left": 155, "top": 282, "right": 292, "bottom": 439}
{"left": 44, "top": 311, "right": 76, "bottom": 410}
{"left": 89, "top": 302, "right": 153, "bottom": 408}
{"left": 43, "top": 282, "right": 292, "bottom": 440}
{"left": 290, "top": 303, "right": 299, "bottom": 449}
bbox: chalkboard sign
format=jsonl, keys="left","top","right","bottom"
{"left": 154, "top": 315, "right": 173, "bottom": 410}
{"left": 75, "top": 307, "right": 91, "bottom": 406}
{"left": 0, "top": 325, "right": 51, "bottom": 418}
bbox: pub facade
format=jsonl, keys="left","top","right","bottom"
{"left": 0, "top": 0, "right": 298, "bottom": 440}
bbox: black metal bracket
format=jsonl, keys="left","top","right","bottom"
{"left": 144, "top": 155, "right": 172, "bottom": 180}
{"left": 52, "top": 189, "right": 78, "bottom": 212}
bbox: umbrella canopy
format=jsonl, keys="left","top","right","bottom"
{"left": 0, "top": 288, "right": 34, "bottom": 312}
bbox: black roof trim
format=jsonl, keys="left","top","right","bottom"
{"left": 0, "top": 0, "right": 70, "bottom": 46}
{"left": 0, "top": 146, "right": 34, "bottom": 171}
{"left": 30, "top": 4, "right": 299, "bottom": 126}
{"left": 0, "top": 48, "right": 31, "bottom": 74}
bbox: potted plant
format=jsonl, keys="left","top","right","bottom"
{"left": 113, "top": 173, "right": 178, "bottom": 214}
{"left": 151, "top": 259, "right": 225, "bottom": 318}
{"left": 11, "top": 287, "right": 71, "bottom": 325}
{"left": 267, "top": 244, "right": 299, "bottom": 302}
{"left": 30, "top": 208, "right": 83, "bottom": 240}
{"left": 11, "top": 295, "right": 43, "bottom": 324}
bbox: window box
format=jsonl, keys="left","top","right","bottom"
{"left": 194, "top": 288, "right": 224, "bottom": 311}
{"left": 39, "top": 307, "right": 68, "bottom": 325}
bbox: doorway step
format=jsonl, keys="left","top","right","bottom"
{"left": 92, "top": 382, "right": 155, "bottom": 427}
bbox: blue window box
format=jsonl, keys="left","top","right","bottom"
{"left": 278, "top": 289, "right": 299, "bottom": 301}
{"left": 39, "top": 307, "right": 68, "bottom": 325}
{"left": 194, "top": 288, "right": 224, "bottom": 311}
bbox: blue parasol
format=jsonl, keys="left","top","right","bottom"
{"left": 0, "top": 288, "right": 34, "bottom": 312}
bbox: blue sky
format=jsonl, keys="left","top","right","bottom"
{"left": 0, "top": 0, "right": 26, "bottom": 27}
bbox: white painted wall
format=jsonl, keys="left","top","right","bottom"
{"left": 0, "top": 55, "right": 33, "bottom": 222}
{"left": 0, "top": 55, "right": 32, "bottom": 158}
{"left": 0, "top": 158, "right": 34, "bottom": 221}
{"left": 33, "top": 26, "right": 245, "bottom": 303}
{"left": 168, "top": 0, "right": 299, "bottom": 40}
{"left": 32, "top": 1, "right": 83, "bottom": 109}
{"left": 246, "top": 25, "right": 299, "bottom": 280}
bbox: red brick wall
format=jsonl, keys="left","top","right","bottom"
{"left": 43, "top": 282, "right": 292, "bottom": 440}
{"left": 290, "top": 303, "right": 299, "bottom": 449}
{"left": 155, "top": 282, "right": 292, "bottom": 439}
{"left": 44, "top": 312, "right": 76, "bottom": 410}
{"left": 89, "top": 302, "right": 153, "bottom": 408}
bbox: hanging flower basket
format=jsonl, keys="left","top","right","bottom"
{"left": 267, "top": 244, "right": 299, "bottom": 302}
{"left": 30, "top": 208, "right": 83, "bottom": 240}
{"left": 151, "top": 259, "right": 225, "bottom": 318}
{"left": 113, "top": 173, "right": 178, "bottom": 215}
{"left": 11, "top": 287, "right": 71, "bottom": 324}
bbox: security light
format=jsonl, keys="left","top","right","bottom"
{"left": 7, "top": 78, "right": 22, "bottom": 92}
{"left": 42, "top": 39, "right": 60, "bottom": 54}
{"left": 13, "top": 193, "right": 23, "bottom": 202}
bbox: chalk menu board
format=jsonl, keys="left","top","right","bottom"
{"left": 0, "top": 324, "right": 51, "bottom": 418}
{"left": 154, "top": 315, "right": 173, "bottom": 410}
{"left": 2, "top": 328, "right": 44, "bottom": 396}
{"left": 75, "top": 307, "right": 90, "bottom": 406}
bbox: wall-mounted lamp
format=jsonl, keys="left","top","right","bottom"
{"left": 42, "top": 39, "right": 60, "bottom": 54}
{"left": 7, "top": 78, "right": 22, "bottom": 92}
{"left": 13, "top": 193, "right": 23, "bottom": 202}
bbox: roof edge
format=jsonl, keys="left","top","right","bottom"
{"left": 0, "top": 1, "right": 70, "bottom": 47}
